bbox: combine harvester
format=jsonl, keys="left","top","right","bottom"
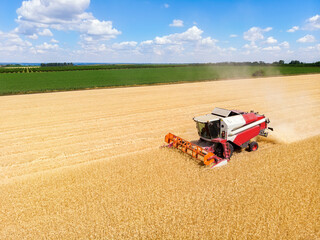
{"left": 164, "top": 107, "right": 273, "bottom": 168}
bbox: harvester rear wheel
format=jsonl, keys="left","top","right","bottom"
{"left": 249, "top": 141, "right": 259, "bottom": 152}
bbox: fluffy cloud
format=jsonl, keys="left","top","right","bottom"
{"left": 200, "top": 37, "right": 218, "bottom": 46}
{"left": 134, "top": 26, "right": 222, "bottom": 59}
{"left": 140, "top": 40, "right": 153, "bottom": 46}
{"left": 169, "top": 19, "right": 184, "bottom": 27}
{"left": 229, "top": 34, "right": 237, "bottom": 38}
{"left": 266, "top": 36, "right": 277, "bottom": 44}
{"left": 287, "top": 26, "right": 299, "bottom": 32}
{"left": 0, "top": 31, "right": 32, "bottom": 52}
{"left": 243, "top": 42, "right": 258, "bottom": 50}
{"left": 31, "top": 42, "right": 59, "bottom": 54}
{"left": 39, "top": 28, "right": 53, "bottom": 37}
{"left": 28, "top": 33, "right": 38, "bottom": 39}
{"left": 242, "top": 33, "right": 290, "bottom": 56}
{"left": 152, "top": 26, "right": 204, "bottom": 45}
{"left": 50, "top": 38, "right": 59, "bottom": 43}
{"left": 280, "top": 41, "right": 290, "bottom": 48}
{"left": 36, "top": 42, "right": 59, "bottom": 50}
{"left": 17, "top": 0, "right": 90, "bottom": 23}
{"left": 306, "top": 14, "right": 320, "bottom": 30}
{"left": 15, "top": 0, "right": 121, "bottom": 41}
{"left": 243, "top": 27, "right": 272, "bottom": 42}
{"left": 80, "top": 19, "right": 120, "bottom": 39}
{"left": 112, "top": 41, "right": 138, "bottom": 50}
{"left": 262, "top": 46, "right": 281, "bottom": 51}
{"left": 297, "top": 34, "right": 316, "bottom": 43}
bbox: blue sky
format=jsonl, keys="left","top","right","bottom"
{"left": 0, "top": 0, "right": 319, "bottom": 63}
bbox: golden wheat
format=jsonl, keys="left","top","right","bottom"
{"left": 0, "top": 74, "right": 319, "bottom": 239}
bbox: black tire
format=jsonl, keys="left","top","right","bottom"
{"left": 249, "top": 141, "right": 259, "bottom": 152}
{"left": 214, "top": 142, "right": 234, "bottom": 158}
{"left": 214, "top": 143, "right": 224, "bottom": 158}
{"left": 227, "top": 142, "right": 234, "bottom": 158}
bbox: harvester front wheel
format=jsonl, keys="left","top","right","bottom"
{"left": 249, "top": 141, "right": 259, "bottom": 152}
{"left": 215, "top": 142, "right": 234, "bottom": 158}
{"left": 227, "top": 142, "right": 234, "bottom": 158}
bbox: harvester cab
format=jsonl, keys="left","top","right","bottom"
{"left": 164, "top": 107, "right": 272, "bottom": 168}
{"left": 193, "top": 108, "right": 241, "bottom": 141}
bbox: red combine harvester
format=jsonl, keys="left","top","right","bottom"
{"left": 164, "top": 107, "right": 273, "bottom": 168}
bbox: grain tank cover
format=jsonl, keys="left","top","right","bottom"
{"left": 212, "top": 107, "right": 231, "bottom": 117}
{"left": 193, "top": 114, "right": 220, "bottom": 123}
{"left": 212, "top": 107, "right": 241, "bottom": 117}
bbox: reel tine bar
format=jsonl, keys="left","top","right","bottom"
{"left": 165, "top": 133, "right": 211, "bottom": 162}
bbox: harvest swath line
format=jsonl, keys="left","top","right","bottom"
{"left": 0, "top": 74, "right": 319, "bottom": 239}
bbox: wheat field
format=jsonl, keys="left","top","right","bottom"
{"left": 0, "top": 74, "right": 319, "bottom": 239}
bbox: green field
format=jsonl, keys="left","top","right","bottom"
{"left": 1, "top": 65, "right": 320, "bottom": 95}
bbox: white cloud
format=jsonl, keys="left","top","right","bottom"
{"left": 39, "top": 28, "right": 53, "bottom": 37}
{"left": 280, "top": 41, "right": 290, "bottom": 48}
{"left": 134, "top": 26, "right": 223, "bottom": 61}
{"left": 140, "top": 40, "right": 153, "bottom": 45}
{"left": 50, "top": 38, "right": 59, "bottom": 43}
{"left": 169, "top": 19, "right": 184, "bottom": 27}
{"left": 262, "top": 46, "right": 281, "bottom": 51}
{"left": 28, "top": 33, "right": 38, "bottom": 39}
{"left": 15, "top": 0, "right": 121, "bottom": 41}
{"left": 264, "top": 27, "right": 272, "bottom": 32}
{"left": 80, "top": 19, "right": 120, "bottom": 38}
{"left": 306, "top": 14, "right": 320, "bottom": 30}
{"left": 200, "top": 37, "right": 218, "bottom": 46}
{"left": 243, "top": 27, "right": 272, "bottom": 42}
{"left": 0, "top": 31, "right": 32, "bottom": 52}
{"left": 112, "top": 41, "right": 138, "bottom": 50}
{"left": 17, "top": 0, "right": 90, "bottom": 23}
{"left": 165, "top": 44, "right": 185, "bottom": 54}
{"left": 300, "top": 43, "right": 320, "bottom": 52}
{"left": 287, "top": 26, "right": 299, "bottom": 32}
{"left": 266, "top": 36, "right": 277, "bottom": 44}
{"left": 178, "top": 26, "right": 203, "bottom": 41}
{"left": 36, "top": 42, "right": 59, "bottom": 50}
{"left": 297, "top": 34, "right": 316, "bottom": 43}
{"left": 243, "top": 42, "right": 258, "bottom": 50}
{"left": 154, "top": 36, "right": 171, "bottom": 45}
{"left": 153, "top": 26, "right": 203, "bottom": 45}
{"left": 229, "top": 34, "right": 237, "bottom": 38}
{"left": 164, "top": 3, "right": 170, "bottom": 8}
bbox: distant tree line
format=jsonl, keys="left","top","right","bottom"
{"left": 272, "top": 60, "right": 320, "bottom": 66}
{"left": 204, "top": 60, "right": 320, "bottom": 66}
{"left": 0, "top": 61, "right": 319, "bottom": 74}
{"left": 0, "top": 64, "right": 23, "bottom": 67}
{"left": 40, "top": 62, "right": 74, "bottom": 67}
